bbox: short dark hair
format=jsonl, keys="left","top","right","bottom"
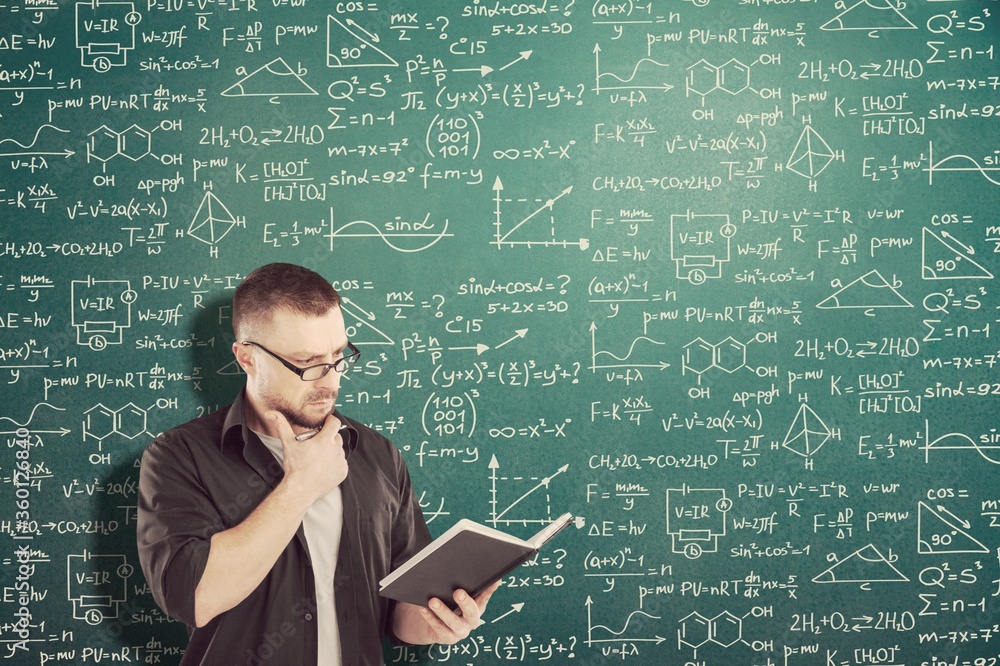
{"left": 232, "top": 263, "right": 340, "bottom": 339}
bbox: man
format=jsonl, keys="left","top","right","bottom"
{"left": 137, "top": 263, "right": 497, "bottom": 665}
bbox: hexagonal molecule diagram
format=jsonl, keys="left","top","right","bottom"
{"left": 678, "top": 608, "right": 767, "bottom": 657}
{"left": 685, "top": 57, "right": 780, "bottom": 106}
{"left": 686, "top": 58, "right": 750, "bottom": 102}
{"left": 83, "top": 402, "right": 152, "bottom": 450}
{"left": 71, "top": 278, "right": 137, "bottom": 351}
{"left": 665, "top": 485, "right": 732, "bottom": 558}
{"left": 67, "top": 550, "right": 133, "bottom": 625}
{"left": 681, "top": 336, "right": 748, "bottom": 376}
{"left": 86, "top": 123, "right": 153, "bottom": 171}
{"left": 86, "top": 120, "right": 181, "bottom": 172}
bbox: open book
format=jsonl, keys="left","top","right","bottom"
{"left": 379, "top": 512, "right": 574, "bottom": 609}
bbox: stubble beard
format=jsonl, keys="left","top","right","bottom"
{"left": 263, "top": 387, "right": 338, "bottom": 430}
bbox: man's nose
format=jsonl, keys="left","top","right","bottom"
{"left": 315, "top": 366, "right": 342, "bottom": 390}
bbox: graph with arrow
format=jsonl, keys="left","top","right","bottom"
{"left": 0, "top": 125, "right": 74, "bottom": 160}
{"left": 594, "top": 44, "right": 673, "bottom": 95}
{"left": 492, "top": 176, "right": 588, "bottom": 249}
{"left": 0, "top": 402, "right": 69, "bottom": 437}
{"left": 488, "top": 454, "right": 568, "bottom": 528}
{"left": 590, "top": 322, "right": 670, "bottom": 373}
{"left": 586, "top": 596, "right": 666, "bottom": 648}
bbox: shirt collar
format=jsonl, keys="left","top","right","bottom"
{"left": 220, "top": 389, "right": 359, "bottom": 458}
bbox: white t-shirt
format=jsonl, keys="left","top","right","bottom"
{"left": 257, "top": 431, "right": 343, "bottom": 665}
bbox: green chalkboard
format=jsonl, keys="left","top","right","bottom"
{"left": 2, "top": 0, "right": 999, "bottom": 664}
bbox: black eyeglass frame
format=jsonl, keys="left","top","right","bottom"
{"left": 241, "top": 340, "right": 361, "bottom": 381}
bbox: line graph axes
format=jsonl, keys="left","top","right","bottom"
{"left": 590, "top": 322, "right": 670, "bottom": 372}
{"left": 922, "top": 419, "right": 1000, "bottom": 464}
{"left": 0, "top": 402, "right": 67, "bottom": 429}
{"left": 593, "top": 44, "right": 673, "bottom": 94}
{"left": 925, "top": 141, "right": 1000, "bottom": 187}
{"left": 491, "top": 177, "right": 587, "bottom": 250}
{"left": 327, "top": 209, "right": 453, "bottom": 252}
{"left": 0, "top": 124, "right": 74, "bottom": 158}
{"left": 488, "top": 454, "right": 568, "bottom": 528}
{"left": 585, "top": 596, "right": 666, "bottom": 646}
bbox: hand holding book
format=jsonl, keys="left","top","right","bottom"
{"left": 380, "top": 512, "right": 574, "bottom": 610}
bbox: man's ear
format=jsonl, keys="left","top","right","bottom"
{"left": 233, "top": 342, "right": 255, "bottom": 375}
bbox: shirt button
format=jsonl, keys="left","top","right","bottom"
{"left": 304, "top": 613, "right": 313, "bottom": 621}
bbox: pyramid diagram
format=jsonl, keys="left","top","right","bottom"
{"left": 917, "top": 502, "right": 989, "bottom": 554}
{"left": 786, "top": 125, "right": 836, "bottom": 179}
{"left": 782, "top": 404, "right": 833, "bottom": 458}
{"left": 327, "top": 16, "right": 398, "bottom": 68}
{"left": 812, "top": 544, "right": 909, "bottom": 584}
{"left": 922, "top": 228, "right": 994, "bottom": 280}
{"left": 816, "top": 270, "right": 913, "bottom": 310}
{"left": 188, "top": 191, "right": 239, "bottom": 245}
{"left": 820, "top": 0, "right": 917, "bottom": 32}
{"left": 220, "top": 57, "right": 318, "bottom": 97}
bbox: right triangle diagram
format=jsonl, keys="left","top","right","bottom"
{"left": 922, "top": 228, "right": 994, "bottom": 279}
{"left": 917, "top": 502, "right": 989, "bottom": 554}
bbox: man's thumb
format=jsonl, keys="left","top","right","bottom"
{"left": 265, "top": 410, "right": 291, "bottom": 436}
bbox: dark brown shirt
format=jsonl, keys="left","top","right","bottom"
{"left": 137, "top": 391, "right": 431, "bottom": 665}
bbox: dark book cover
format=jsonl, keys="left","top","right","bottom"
{"left": 379, "top": 513, "right": 573, "bottom": 610}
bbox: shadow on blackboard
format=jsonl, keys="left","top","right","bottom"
{"left": 187, "top": 291, "right": 245, "bottom": 413}
{"left": 87, "top": 292, "right": 241, "bottom": 662}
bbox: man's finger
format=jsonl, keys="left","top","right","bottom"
{"left": 418, "top": 605, "right": 452, "bottom": 641}
{"left": 475, "top": 580, "right": 502, "bottom": 607}
{"left": 427, "top": 598, "right": 469, "bottom": 636}
{"left": 265, "top": 410, "right": 293, "bottom": 440}
{"left": 453, "top": 589, "right": 481, "bottom": 622}
{"left": 321, "top": 412, "right": 343, "bottom": 435}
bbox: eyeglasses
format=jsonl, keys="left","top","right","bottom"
{"left": 241, "top": 340, "right": 361, "bottom": 381}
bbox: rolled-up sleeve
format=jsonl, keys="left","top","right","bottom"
{"left": 137, "top": 435, "right": 224, "bottom": 627}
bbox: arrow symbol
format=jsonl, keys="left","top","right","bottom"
{"left": 0, "top": 149, "right": 74, "bottom": 158}
{"left": 490, "top": 602, "right": 525, "bottom": 624}
{"left": 448, "top": 344, "right": 490, "bottom": 355}
{"left": 937, "top": 504, "right": 971, "bottom": 530}
{"left": 0, "top": 427, "right": 70, "bottom": 436}
{"left": 341, "top": 296, "right": 377, "bottom": 321}
{"left": 453, "top": 65, "right": 494, "bottom": 76}
{"left": 494, "top": 329, "right": 528, "bottom": 349}
{"left": 346, "top": 17, "right": 380, "bottom": 43}
{"left": 586, "top": 595, "right": 594, "bottom": 645}
{"left": 498, "top": 50, "right": 532, "bottom": 72}
{"left": 941, "top": 230, "right": 975, "bottom": 255}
